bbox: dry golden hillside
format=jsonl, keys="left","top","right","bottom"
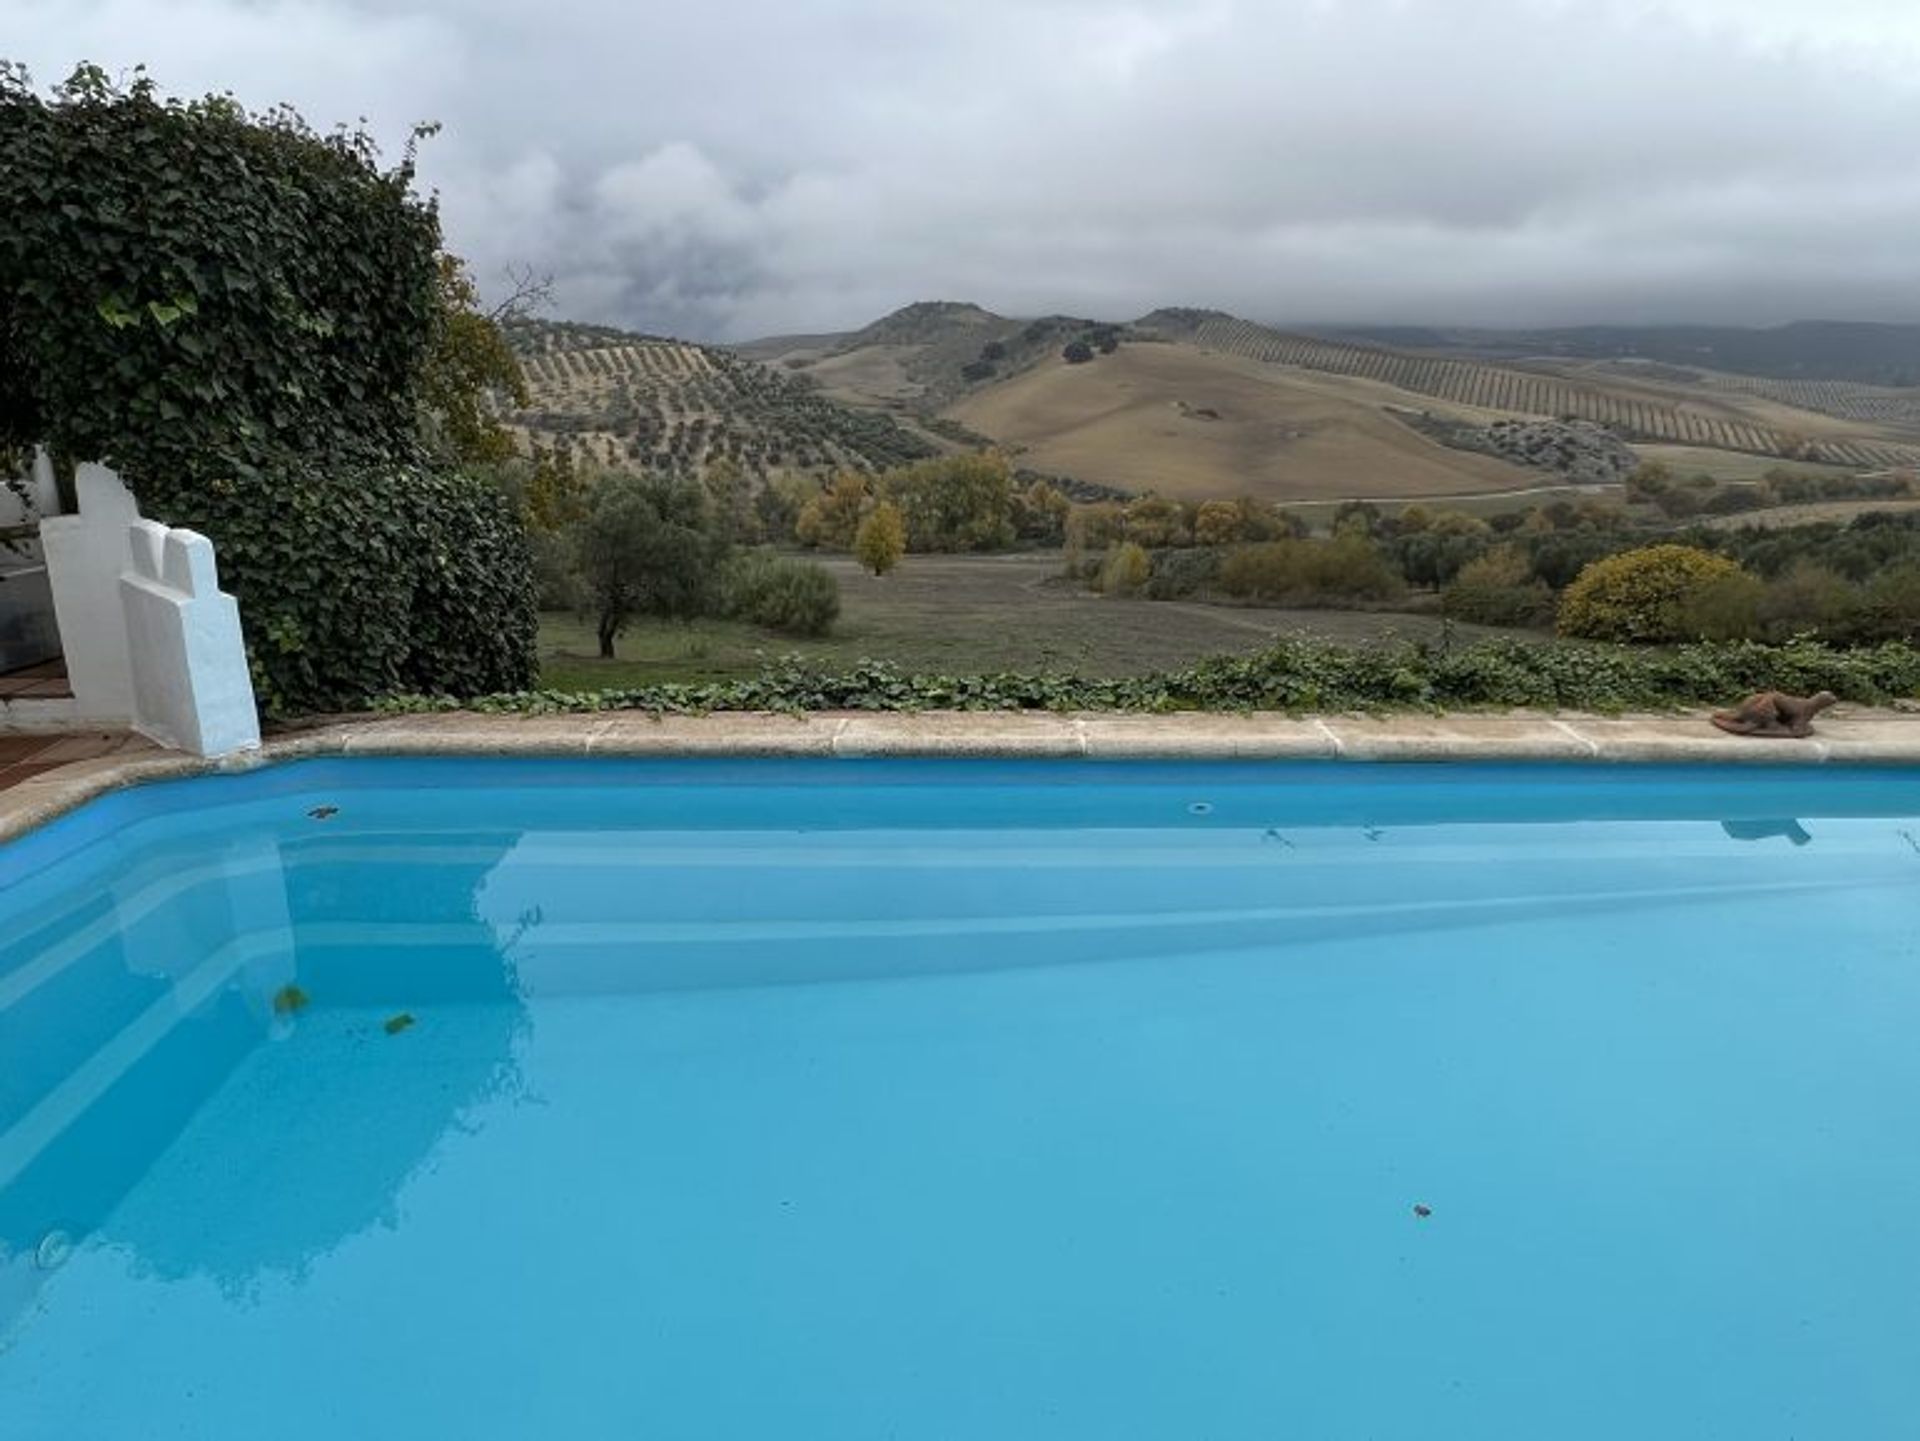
{"left": 945, "top": 343, "right": 1539, "bottom": 501}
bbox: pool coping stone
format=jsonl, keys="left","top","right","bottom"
{"left": 4, "top": 706, "right": 1920, "bottom": 843}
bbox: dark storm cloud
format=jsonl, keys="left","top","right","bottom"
{"left": 8, "top": 0, "right": 1920, "bottom": 338}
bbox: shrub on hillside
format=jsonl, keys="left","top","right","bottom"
{"left": 1065, "top": 501, "right": 1127, "bottom": 555}
{"left": 1441, "top": 545, "right": 1554, "bottom": 628}
{"left": 1218, "top": 536, "right": 1404, "bottom": 606}
{"left": 1557, "top": 544, "right": 1745, "bottom": 643}
{"left": 1193, "top": 500, "right": 1243, "bottom": 548}
{"left": 723, "top": 552, "right": 840, "bottom": 637}
{"left": 1856, "top": 565, "right": 1920, "bottom": 643}
{"left": 1145, "top": 546, "right": 1222, "bottom": 600}
{"left": 1675, "top": 571, "right": 1766, "bottom": 642}
{"left": 1124, "top": 496, "right": 1191, "bottom": 549}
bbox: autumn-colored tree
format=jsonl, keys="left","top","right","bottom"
{"left": 418, "top": 254, "right": 530, "bottom": 466}
{"left": 1017, "top": 480, "right": 1072, "bottom": 544}
{"left": 855, "top": 500, "right": 907, "bottom": 575}
{"left": 883, "top": 451, "right": 1016, "bottom": 551}
{"left": 1193, "top": 500, "right": 1243, "bottom": 547}
{"left": 1123, "top": 495, "right": 1191, "bottom": 549}
{"left": 1099, "top": 541, "right": 1151, "bottom": 596}
{"left": 795, "top": 470, "right": 868, "bottom": 549}
{"left": 524, "top": 448, "right": 587, "bottom": 533}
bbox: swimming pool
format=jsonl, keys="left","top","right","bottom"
{"left": 2, "top": 757, "right": 1918, "bottom": 1439}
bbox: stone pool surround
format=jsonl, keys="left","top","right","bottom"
{"left": 3, "top": 706, "right": 1920, "bottom": 845}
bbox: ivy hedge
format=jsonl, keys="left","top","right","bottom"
{"left": 166, "top": 460, "right": 535, "bottom": 714}
{"left": 379, "top": 635, "right": 1920, "bottom": 717}
{"left": 0, "top": 64, "right": 536, "bottom": 713}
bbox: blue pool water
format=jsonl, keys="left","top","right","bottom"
{"left": 3, "top": 758, "right": 1920, "bottom": 1439}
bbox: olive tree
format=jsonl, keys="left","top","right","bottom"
{"left": 575, "top": 472, "right": 725, "bottom": 657}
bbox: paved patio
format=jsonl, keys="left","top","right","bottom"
{"left": 0, "top": 729, "right": 155, "bottom": 792}
{"left": 0, "top": 658, "right": 71, "bottom": 702}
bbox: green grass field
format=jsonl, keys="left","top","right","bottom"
{"left": 537, "top": 553, "right": 1525, "bottom": 690}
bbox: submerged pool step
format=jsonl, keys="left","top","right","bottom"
{"left": 0, "top": 931, "right": 290, "bottom": 1196}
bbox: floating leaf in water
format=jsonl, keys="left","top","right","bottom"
{"left": 383, "top": 1012, "right": 416, "bottom": 1036}
{"left": 272, "top": 983, "right": 311, "bottom": 1016}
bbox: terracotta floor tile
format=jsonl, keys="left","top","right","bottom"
{"left": 31, "top": 732, "right": 131, "bottom": 763}
{"left": 0, "top": 759, "right": 65, "bottom": 789}
{"left": 0, "top": 736, "right": 53, "bottom": 765}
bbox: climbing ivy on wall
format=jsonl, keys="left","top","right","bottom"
{"left": 0, "top": 63, "right": 535, "bottom": 711}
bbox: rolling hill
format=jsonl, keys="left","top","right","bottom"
{"left": 742, "top": 303, "right": 1920, "bottom": 502}
{"left": 504, "top": 319, "right": 936, "bottom": 477}
{"left": 1327, "top": 321, "right": 1920, "bottom": 387}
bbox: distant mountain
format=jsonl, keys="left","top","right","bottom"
{"left": 1319, "top": 321, "right": 1920, "bottom": 387}
{"left": 737, "top": 303, "right": 1135, "bottom": 408}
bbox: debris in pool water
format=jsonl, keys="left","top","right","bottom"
{"left": 1262, "top": 828, "right": 1295, "bottom": 848}
{"left": 34, "top": 1230, "right": 73, "bottom": 1270}
{"left": 1412, "top": 1203, "right": 1433, "bottom": 1219}
{"left": 307, "top": 804, "right": 339, "bottom": 820}
{"left": 383, "top": 1012, "right": 416, "bottom": 1036}
{"left": 271, "top": 983, "right": 311, "bottom": 1016}
{"left": 1188, "top": 802, "right": 1213, "bottom": 816}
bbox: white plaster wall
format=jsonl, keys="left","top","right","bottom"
{"left": 37, "top": 461, "right": 260, "bottom": 756}
{"left": 39, "top": 465, "right": 139, "bottom": 722}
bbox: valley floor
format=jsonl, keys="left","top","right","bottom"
{"left": 539, "top": 553, "right": 1531, "bottom": 689}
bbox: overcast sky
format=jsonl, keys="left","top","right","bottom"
{"left": 7, "top": 0, "right": 1920, "bottom": 339}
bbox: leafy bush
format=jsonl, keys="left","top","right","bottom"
{"left": 1099, "top": 541, "right": 1151, "bottom": 596}
{"left": 1441, "top": 545, "right": 1553, "bottom": 627}
{"left": 1218, "top": 536, "right": 1404, "bottom": 605}
{"left": 1145, "top": 546, "right": 1222, "bottom": 600}
{"left": 1065, "top": 501, "right": 1126, "bottom": 555}
{"left": 1123, "top": 496, "right": 1191, "bottom": 549}
{"left": 1558, "top": 544, "right": 1745, "bottom": 643}
{"left": 383, "top": 635, "right": 1920, "bottom": 717}
{"left": 1675, "top": 571, "right": 1766, "bottom": 642}
{"left": 723, "top": 552, "right": 840, "bottom": 637}
{"left": 1857, "top": 565, "right": 1920, "bottom": 644}
{"left": 1192, "top": 500, "right": 1243, "bottom": 548}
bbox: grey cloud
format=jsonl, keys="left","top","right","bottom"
{"left": 6, "top": 0, "right": 1920, "bottom": 338}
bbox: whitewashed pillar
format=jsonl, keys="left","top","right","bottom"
{"left": 121, "top": 520, "right": 260, "bottom": 756}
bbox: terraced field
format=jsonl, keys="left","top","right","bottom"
{"left": 1167, "top": 315, "right": 1920, "bottom": 470}
{"left": 1683, "top": 372, "right": 1920, "bottom": 432}
{"left": 505, "top": 320, "right": 934, "bottom": 476}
